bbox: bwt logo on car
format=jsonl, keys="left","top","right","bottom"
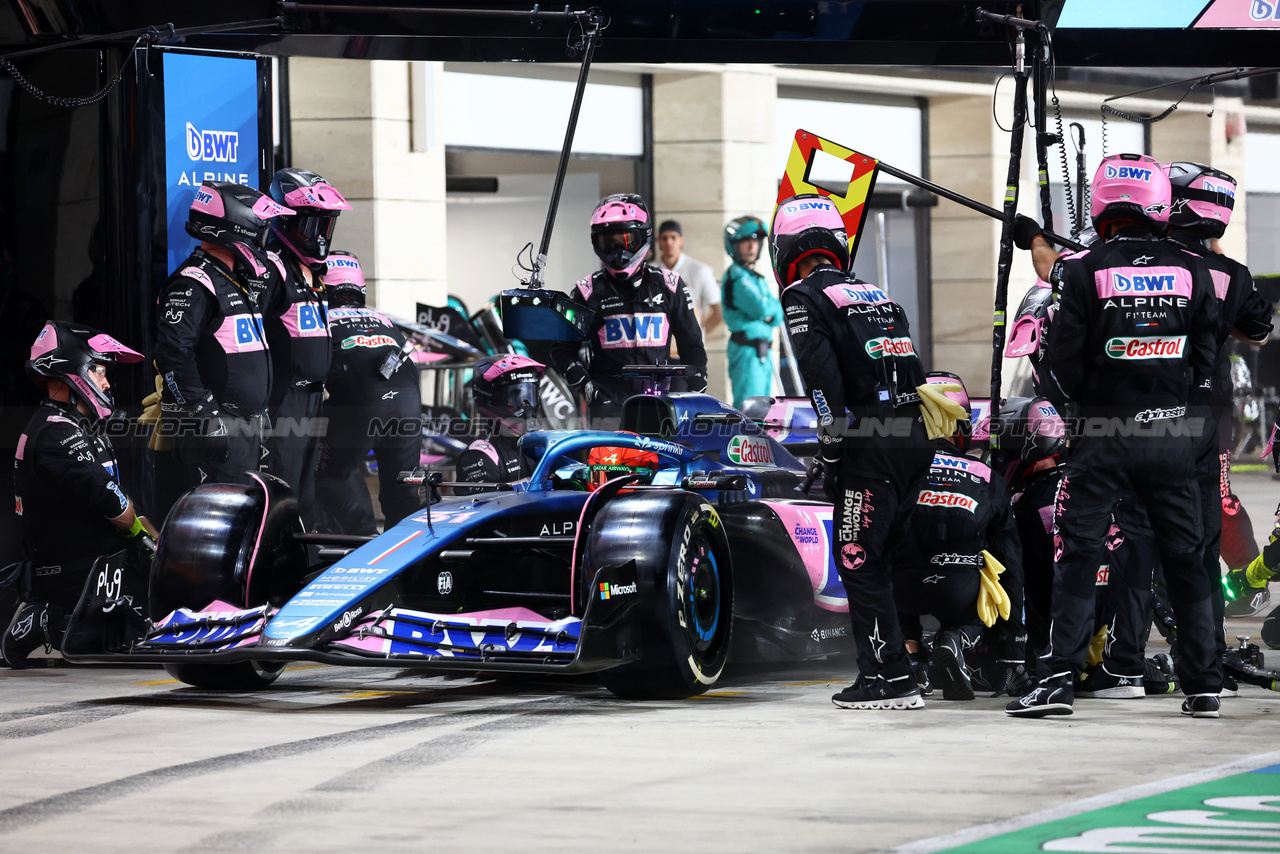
{"left": 601, "top": 313, "right": 666, "bottom": 348}
{"left": 864, "top": 337, "right": 915, "bottom": 359}
{"left": 186, "top": 122, "right": 240, "bottom": 163}
{"left": 1105, "top": 336, "right": 1186, "bottom": 360}
{"left": 1103, "top": 164, "right": 1152, "bottom": 182}
{"left": 1111, "top": 272, "right": 1177, "bottom": 293}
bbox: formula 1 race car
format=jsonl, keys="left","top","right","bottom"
{"left": 63, "top": 387, "right": 858, "bottom": 699}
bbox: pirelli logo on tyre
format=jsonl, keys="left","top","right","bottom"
{"left": 864, "top": 337, "right": 915, "bottom": 359}
{"left": 1104, "top": 335, "right": 1186, "bottom": 360}
{"left": 917, "top": 489, "right": 978, "bottom": 513}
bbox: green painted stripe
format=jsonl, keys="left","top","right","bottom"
{"left": 1233, "top": 464, "right": 1270, "bottom": 472}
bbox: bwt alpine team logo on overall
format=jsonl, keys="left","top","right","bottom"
{"left": 1105, "top": 336, "right": 1186, "bottom": 360}
{"left": 1103, "top": 164, "right": 1153, "bottom": 181}
{"left": 864, "top": 337, "right": 915, "bottom": 359}
{"left": 186, "top": 123, "right": 240, "bottom": 163}
{"left": 600, "top": 313, "right": 667, "bottom": 349}
{"left": 1110, "top": 272, "right": 1178, "bottom": 293}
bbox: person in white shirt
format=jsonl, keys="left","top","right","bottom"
{"left": 657, "top": 219, "right": 723, "bottom": 337}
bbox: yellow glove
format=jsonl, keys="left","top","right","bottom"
{"left": 916, "top": 382, "right": 969, "bottom": 441}
{"left": 1246, "top": 552, "right": 1276, "bottom": 588}
{"left": 1086, "top": 624, "right": 1108, "bottom": 667}
{"left": 140, "top": 371, "right": 170, "bottom": 452}
{"left": 976, "top": 549, "right": 1012, "bottom": 628}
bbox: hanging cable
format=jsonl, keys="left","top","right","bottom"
{"left": 0, "top": 30, "right": 153, "bottom": 108}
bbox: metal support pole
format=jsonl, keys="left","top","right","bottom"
{"left": 528, "top": 15, "right": 602, "bottom": 288}
{"left": 1033, "top": 37, "right": 1055, "bottom": 234}
{"left": 990, "top": 32, "right": 1031, "bottom": 452}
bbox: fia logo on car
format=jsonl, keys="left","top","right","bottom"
{"left": 437, "top": 571, "right": 454, "bottom": 595}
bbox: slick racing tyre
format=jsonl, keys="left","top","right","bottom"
{"left": 150, "top": 475, "right": 304, "bottom": 690}
{"left": 590, "top": 492, "right": 733, "bottom": 699}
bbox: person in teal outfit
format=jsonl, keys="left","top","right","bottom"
{"left": 721, "top": 215, "right": 781, "bottom": 409}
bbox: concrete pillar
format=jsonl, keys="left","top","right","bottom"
{"left": 928, "top": 94, "right": 1006, "bottom": 390}
{"left": 652, "top": 68, "right": 779, "bottom": 403}
{"left": 289, "top": 58, "right": 447, "bottom": 318}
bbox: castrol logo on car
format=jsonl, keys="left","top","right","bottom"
{"left": 727, "top": 435, "right": 774, "bottom": 467}
{"left": 917, "top": 490, "right": 978, "bottom": 513}
{"left": 864, "top": 337, "right": 915, "bottom": 359}
{"left": 1104, "top": 336, "right": 1186, "bottom": 360}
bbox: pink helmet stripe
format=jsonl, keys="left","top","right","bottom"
{"left": 87, "top": 333, "right": 144, "bottom": 364}
{"left": 251, "top": 195, "right": 295, "bottom": 220}
{"left": 283, "top": 182, "right": 352, "bottom": 212}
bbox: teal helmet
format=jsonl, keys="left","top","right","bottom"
{"left": 724, "top": 215, "right": 768, "bottom": 259}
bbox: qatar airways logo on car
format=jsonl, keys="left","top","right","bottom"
{"left": 1103, "top": 164, "right": 1153, "bottom": 182}
{"left": 727, "top": 435, "right": 773, "bottom": 466}
{"left": 917, "top": 490, "right": 978, "bottom": 513}
{"left": 1105, "top": 335, "right": 1186, "bottom": 360}
{"left": 864, "top": 337, "right": 915, "bottom": 359}
{"left": 186, "top": 122, "right": 240, "bottom": 163}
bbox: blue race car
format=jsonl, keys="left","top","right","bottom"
{"left": 63, "top": 391, "right": 856, "bottom": 699}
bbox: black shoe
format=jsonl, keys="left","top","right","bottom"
{"left": 930, "top": 629, "right": 975, "bottom": 701}
{"left": 1181, "top": 693, "right": 1221, "bottom": 717}
{"left": 1006, "top": 673, "right": 1074, "bottom": 718}
{"left": 908, "top": 649, "right": 933, "bottom": 697}
{"left": 1076, "top": 663, "right": 1144, "bottom": 699}
{"left": 1, "top": 603, "right": 60, "bottom": 669}
{"left": 832, "top": 673, "right": 925, "bottom": 710}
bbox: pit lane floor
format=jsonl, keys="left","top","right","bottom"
{"left": 3, "top": 471, "right": 1279, "bottom": 854}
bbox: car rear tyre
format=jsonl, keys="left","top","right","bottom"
{"left": 591, "top": 493, "right": 733, "bottom": 699}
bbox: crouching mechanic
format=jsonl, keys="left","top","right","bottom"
{"left": 722, "top": 215, "right": 782, "bottom": 409}
{"left": 773, "top": 193, "right": 965, "bottom": 710}
{"left": 313, "top": 251, "right": 424, "bottom": 534}
{"left": 155, "top": 181, "right": 293, "bottom": 491}
{"left": 551, "top": 194, "right": 707, "bottom": 425}
{"left": 1006, "top": 154, "right": 1222, "bottom": 719}
{"left": 5, "top": 322, "right": 157, "bottom": 667}
{"left": 455, "top": 354, "right": 544, "bottom": 492}
{"left": 894, "top": 374, "right": 1026, "bottom": 701}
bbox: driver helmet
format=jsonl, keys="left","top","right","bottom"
{"left": 26, "top": 321, "right": 143, "bottom": 422}
{"left": 724, "top": 215, "right": 768, "bottom": 265}
{"left": 324, "top": 250, "right": 366, "bottom": 306}
{"left": 591, "top": 193, "right": 652, "bottom": 283}
{"left": 472, "top": 353, "right": 545, "bottom": 436}
{"left": 925, "top": 371, "right": 972, "bottom": 450}
{"left": 1164, "top": 161, "right": 1236, "bottom": 240}
{"left": 990, "top": 396, "right": 1066, "bottom": 488}
{"left": 769, "top": 194, "right": 849, "bottom": 288}
{"left": 186, "top": 181, "right": 294, "bottom": 258}
{"left": 585, "top": 436, "right": 660, "bottom": 490}
{"left": 269, "top": 167, "right": 352, "bottom": 268}
{"left": 1089, "top": 153, "right": 1171, "bottom": 233}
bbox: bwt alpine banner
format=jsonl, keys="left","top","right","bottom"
{"left": 163, "top": 52, "right": 260, "bottom": 274}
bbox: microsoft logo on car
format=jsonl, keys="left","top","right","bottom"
{"left": 599, "top": 581, "right": 638, "bottom": 600}
{"left": 864, "top": 336, "right": 915, "bottom": 359}
{"left": 1105, "top": 335, "right": 1186, "bottom": 360}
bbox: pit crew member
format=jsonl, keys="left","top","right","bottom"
{"left": 5, "top": 322, "right": 156, "bottom": 667}
{"left": 262, "top": 168, "right": 351, "bottom": 517}
{"left": 313, "top": 251, "right": 423, "bottom": 534}
{"left": 550, "top": 194, "right": 707, "bottom": 424}
{"left": 1006, "top": 154, "right": 1221, "bottom": 719}
{"left": 455, "top": 354, "right": 544, "bottom": 492}
{"left": 154, "top": 181, "right": 293, "bottom": 491}
{"left": 773, "top": 193, "right": 955, "bottom": 711}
